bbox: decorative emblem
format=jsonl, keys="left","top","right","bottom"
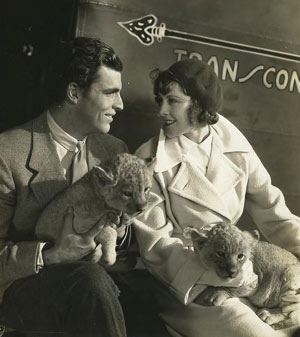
{"left": 118, "top": 15, "right": 165, "bottom": 46}
{"left": 118, "top": 14, "right": 300, "bottom": 63}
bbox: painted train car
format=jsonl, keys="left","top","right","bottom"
{"left": 74, "top": 0, "right": 300, "bottom": 220}
{"left": 1, "top": 0, "right": 299, "bottom": 222}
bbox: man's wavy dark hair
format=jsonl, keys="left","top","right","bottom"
{"left": 45, "top": 37, "right": 123, "bottom": 107}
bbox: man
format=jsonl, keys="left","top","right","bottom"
{"left": 0, "top": 37, "right": 128, "bottom": 337}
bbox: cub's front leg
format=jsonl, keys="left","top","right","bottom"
{"left": 196, "top": 286, "right": 232, "bottom": 306}
{"left": 96, "top": 225, "right": 118, "bottom": 266}
{"left": 196, "top": 281, "right": 258, "bottom": 307}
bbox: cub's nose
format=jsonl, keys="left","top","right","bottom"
{"left": 226, "top": 268, "right": 238, "bottom": 278}
{"left": 135, "top": 203, "right": 147, "bottom": 214}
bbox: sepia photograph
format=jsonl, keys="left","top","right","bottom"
{"left": 0, "top": 1, "right": 300, "bottom": 336}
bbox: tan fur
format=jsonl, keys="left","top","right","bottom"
{"left": 35, "top": 153, "right": 155, "bottom": 265}
{"left": 186, "top": 223, "right": 300, "bottom": 329}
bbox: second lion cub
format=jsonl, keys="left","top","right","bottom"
{"left": 184, "top": 223, "right": 300, "bottom": 330}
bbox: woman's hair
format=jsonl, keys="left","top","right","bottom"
{"left": 45, "top": 37, "right": 123, "bottom": 107}
{"left": 151, "top": 59, "right": 222, "bottom": 125}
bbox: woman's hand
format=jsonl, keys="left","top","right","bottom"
{"left": 43, "top": 207, "right": 104, "bottom": 265}
{"left": 194, "top": 286, "right": 231, "bottom": 306}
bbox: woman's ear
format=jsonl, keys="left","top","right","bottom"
{"left": 66, "top": 82, "right": 80, "bottom": 104}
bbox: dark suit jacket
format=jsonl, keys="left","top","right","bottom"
{"left": 0, "top": 112, "right": 128, "bottom": 301}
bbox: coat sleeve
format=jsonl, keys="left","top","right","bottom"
{"left": 134, "top": 172, "right": 255, "bottom": 305}
{"left": 245, "top": 149, "right": 300, "bottom": 256}
{"left": 0, "top": 152, "right": 41, "bottom": 294}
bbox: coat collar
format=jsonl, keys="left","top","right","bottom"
{"left": 155, "top": 129, "right": 212, "bottom": 173}
{"left": 153, "top": 115, "right": 251, "bottom": 220}
{"left": 210, "top": 114, "right": 252, "bottom": 153}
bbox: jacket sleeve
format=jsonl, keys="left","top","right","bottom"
{"left": 133, "top": 176, "right": 255, "bottom": 305}
{"left": 0, "top": 152, "right": 41, "bottom": 293}
{"left": 245, "top": 149, "right": 300, "bottom": 256}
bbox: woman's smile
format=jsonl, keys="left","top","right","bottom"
{"left": 163, "top": 119, "right": 176, "bottom": 127}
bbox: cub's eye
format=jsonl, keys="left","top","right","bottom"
{"left": 238, "top": 254, "right": 245, "bottom": 261}
{"left": 216, "top": 251, "right": 225, "bottom": 258}
{"left": 122, "top": 191, "right": 132, "bottom": 198}
{"left": 144, "top": 187, "right": 150, "bottom": 194}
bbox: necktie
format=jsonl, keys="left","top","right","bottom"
{"left": 71, "top": 140, "right": 88, "bottom": 183}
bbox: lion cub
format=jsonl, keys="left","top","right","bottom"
{"left": 185, "top": 223, "right": 300, "bottom": 329}
{"left": 35, "top": 153, "right": 155, "bottom": 266}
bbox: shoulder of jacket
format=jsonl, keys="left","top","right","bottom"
{"left": 91, "top": 133, "right": 128, "bottom": 152}
{"left": 212, "top": 114, "right": 253, "bottom": 153}
{"left": 135, "top": 136, "right": 159, "bottom": 159}
{"left": 0, "top": 120, "right": 33, "bottom": 151}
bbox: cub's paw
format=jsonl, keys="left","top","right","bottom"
{"left": 271, "top": 309, "right": 300, "bottom": 330}
{"left": 257, "top": 308, "right": 272, "bottom": 323}
{"left": 196, "top": 287, "right": 230, "bottom": 306}
{"left": 100, "top": 251, "right": 117, "bottom": 266}
{"left": 257, "top": 308, "right": 285, "bottom": 326}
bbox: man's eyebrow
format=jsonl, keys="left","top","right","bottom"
{"left": 103, "top": 88, "right": 120, "bottom": 93}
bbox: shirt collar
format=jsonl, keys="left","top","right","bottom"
{"left": 47, "top": 110, "right": 86, "bottom": 152}
{"left": 155, "top": 128, "right": 212, "bottom": 173}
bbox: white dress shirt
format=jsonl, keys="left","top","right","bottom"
{"left": 47, "top": 110, "right": 87, "bottom": 175}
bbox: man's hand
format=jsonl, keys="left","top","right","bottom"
{"left": 43, "top": 207, "right": 104, "bottom": 265}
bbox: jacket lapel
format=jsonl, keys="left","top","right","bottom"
{"left": 28, "top": 112, "right": 68, "bottom": 206}
{"left": 162, "top": 136, "right": 245, "bottom": 221}
{"left": 206, "top": 136, "right": 245, "bottom": 195}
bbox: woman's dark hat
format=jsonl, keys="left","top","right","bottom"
{"left": 167, "top": 59, "right": 222, "bottom": 113}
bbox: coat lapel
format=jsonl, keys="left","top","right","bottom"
{"left": 162, "top": 136, "right": 245, "bottom": 221}
{"left": 206, "top": 136, "right": 245, "bottom": 195}
{"left": 28, "top": 112, "right": 68, "bottom": 206}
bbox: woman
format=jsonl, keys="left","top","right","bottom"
{"left": 134, "top": 59, "right": 300, "bottom": 337}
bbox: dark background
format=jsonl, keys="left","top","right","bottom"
{"left": 0, "top": 0, "right": 78, "bottom": 132}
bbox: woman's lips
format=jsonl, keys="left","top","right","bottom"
{"left": 163, "top": 120, "right": 176, "bottom": 127}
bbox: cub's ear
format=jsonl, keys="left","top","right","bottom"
{"left": 251, "top": 230, "right": 260, "bottom": 241}
{"left": 93, "top": 166, "right": 115, "bottom": 186}
{"left": 144, "top": 157, "right": 157, "bottom": 172}
{"left": 183, "top": 227, "right": 210, "bottom": 253}
{"left": 244, "top": 229, "right": 260, "bottom": 247}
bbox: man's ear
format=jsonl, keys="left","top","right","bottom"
{"left": 67, "top": 82, "right": 80, "bottom": 104}
{"left": 93, "top": 166, "right": 115, "bottom": 187}
{"left": 183, "top": 227, "right": 210, "bottom": 253}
